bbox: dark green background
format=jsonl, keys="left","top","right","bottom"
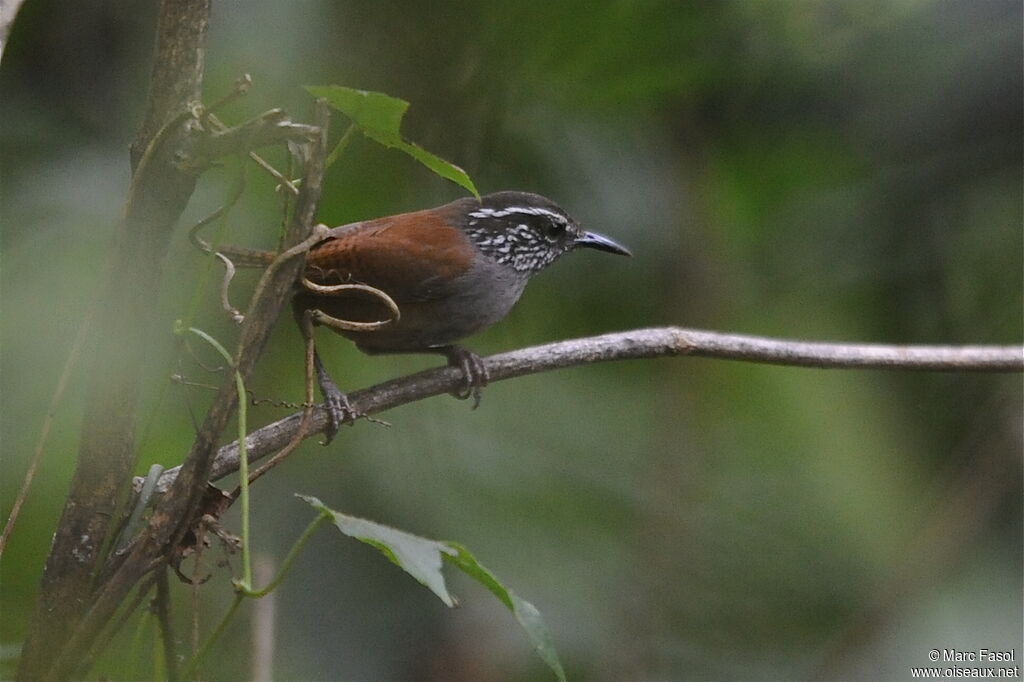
{"left": 2, "top": 1, "right": 1021, "bottom": 679}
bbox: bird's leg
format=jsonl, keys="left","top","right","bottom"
{"left": 312, "top": 349, "right": 360, "bottom": 443}
{"left": 436, "top": 345, "right": 490, "bottom": 409}
{"left": 293, "top": 282, "right": 399, "bottom": 443}
{"left": 299, "top": 308, "right": 360, "bottom": 443}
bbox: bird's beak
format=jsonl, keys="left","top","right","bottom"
{"left": 574, "top": 230, "right": 632, "bottom": 256}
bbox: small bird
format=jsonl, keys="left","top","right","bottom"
{"left": 292, "top": 191, "right": 631, "bottom": 435}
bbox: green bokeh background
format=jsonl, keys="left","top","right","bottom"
{"left": 1, "top": 1, "right": 1021, "bottom": 680}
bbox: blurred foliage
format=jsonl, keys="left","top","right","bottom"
{"left": 1, "top": 1, "right": 1021, "bottom": 680}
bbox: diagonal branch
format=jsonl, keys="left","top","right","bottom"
{"left": 37, "top": 102, "right": 332, "bottom": 682}
{"left": 143, "top": 327, "right": 1024, "bottom": 492}
{"left": 189, "top": 108, "right": 320, "bottom": 168}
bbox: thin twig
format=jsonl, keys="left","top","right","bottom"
{"left": 58, "top": 99, "right": 331, "bottom": 682}
{"left": 0, "top": 309, "right": 92, "bottom": 558}
{"left": 183, "top": 594, "right": 244, "bottom": 679}
{"left": 242, "top": 514, "right": 329, "bottom": 599}
{"left": 205, "top": 110, "right": 300, "bottom": 196}
{"left": 155, "top": 567, "right": 180, "bottom": 682}
{"left": 231, "top": 312, "right": 318, "bottom": 494}
{"left": 141, "top": 326, "right": 1023, "bottom": 492}
{"left": 191, "top": 529, "right": 202, "bottom": 657}
{"left": 188, "top": 108, "right": 320, "bottom": 172}
{"left": 186, "top": 167, "right": 247, "bottom": 256}
{"left": 202, "top": 73, "right": 252, "bottom": 116}
{"left": 76, "top": 572, "right": 160, "bottom": 678}
{"left": 216, "top": 253, "right": 244, "bottom": 322}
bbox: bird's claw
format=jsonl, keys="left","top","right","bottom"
{"left": 320, "top": 385, "right": 361, "bottom": 444}
{"left": 314, "top": 352, "right": 362, "bottom": 444}
{"left": 445, "top": 347, "right": 489, "bottom": 409}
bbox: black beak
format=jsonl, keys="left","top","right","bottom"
{"left": 574, "top": 230, "right": 632, "bottom": 256}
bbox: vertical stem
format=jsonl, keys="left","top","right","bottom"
{"left": 18, "top": 1, "right": 211, "bottom": 678}
{"left": 184, "top": 594, "right": 244, "bottom": 679}
{"left": 127, "top": 604, "right": 153, "bottom": 682}
{"left": 242, "top": 513, "right": 328, "bottom": 598}
{"left": 0, "top": 309, "right": 92, "bottom": 559}
{"left": 236, "top": 369, "right": 253, "bottom": 589}
{"left": 155, "top": 568, "right": 179, "bottom": 682}
{"left": 37, "top": 96, "right": 328, "bottom": 682}
{"left": 251, "top": 556, "right": 278, "bottom": 681}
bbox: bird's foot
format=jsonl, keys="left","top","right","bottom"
{"left": 320, "top": 385, "right": 362, "bottom": 444}
{"left": 442, "top": 346, "right": 490, "bottom": 409}
{"left": 314, "top": 354, "right": 362, "bottom": 444}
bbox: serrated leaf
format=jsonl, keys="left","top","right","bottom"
{"left": 298, "top": 496, "right": 567, "bottom": 681}
{"left": 443, "top": 542, "right": 567, "bottom": 682}
{"left": 298, "top": 494, "right": 456, "bottom": 606}
{"left": 304, "top": 85, "right": 479, "bottom": 197}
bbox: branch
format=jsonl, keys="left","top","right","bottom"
{"left": 158, "top": 100, "right": 328, "bottom": 547}
{"left": 189, "top": 108, "right": 320, "bottom": 168}
{"left": 144, "top": 327, "right": 1023, "bottom": 491}
{"left": 19, "top": 2, "right": 211, "bottom": 678}
{"left": 41, "top": 100, "right": 331, "bottom": 682}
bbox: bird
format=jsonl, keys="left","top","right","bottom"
{"left": 290, "top": 190, "right": 632, "bottom": 437}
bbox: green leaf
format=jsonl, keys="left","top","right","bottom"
{"left": 304, "top": 85, "right": 479, "bottom": 198}
{"left": 297, "top": 495, "right": 566, "bottom": 681}
{"left": 304, "top": 86, "right": 409, "bottom": 138}
{"left": 298, "top": 494, "right": 456, "bottom": 606}
{"left": 443, "top": 542, "right": 567, "bottom": 682}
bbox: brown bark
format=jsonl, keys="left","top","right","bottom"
{"left": 18, "top": 2, "right": 211, "bottom": 678}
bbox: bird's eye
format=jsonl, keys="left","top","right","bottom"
{"left": 545, "top": 221, "right": 567, "bottom": 238}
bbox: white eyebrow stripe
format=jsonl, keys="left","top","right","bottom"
{"left": 468, "top": 206, "right": 569, "bottom": 223}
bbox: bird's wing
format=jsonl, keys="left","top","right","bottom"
{"left": 304, "top": 209, "right": 474, "bottom": 303}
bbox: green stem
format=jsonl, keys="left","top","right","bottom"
{"left": 126, "top": 606, "right": 151, "bottom": 682}
{"left": 290, "top": 122, "right": 355, "bottom": 189}
{"left": 137, "top": 162, "right": 244, "bottom": 480}
{"left": 179, "top": 327, "right": 233, "bottom": 365}
{"left": 182, "top": 594, "right": 243, "bottom": 679}
{"left": 180, "top": 514, "right": 327, "bottom": 677}
{"left": 180, "top": 159, "right": 247, "bottom": 333}
{"left": 153, "top": 622, "right": 166, "bottom": 682}
{"left": 234, "top": 367, "right": 252, "bottom": 590}
{"left": 175, "top": 327, "right": 325, "bottom": 674}
{"left": 241, "top": 512, "right": 329, "bottom": 598}
{"left": 179, "top": 327, "right": 252, "bottom": 590}
{"left": 324, "top": 123, "right": 357, "bottom": 170}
